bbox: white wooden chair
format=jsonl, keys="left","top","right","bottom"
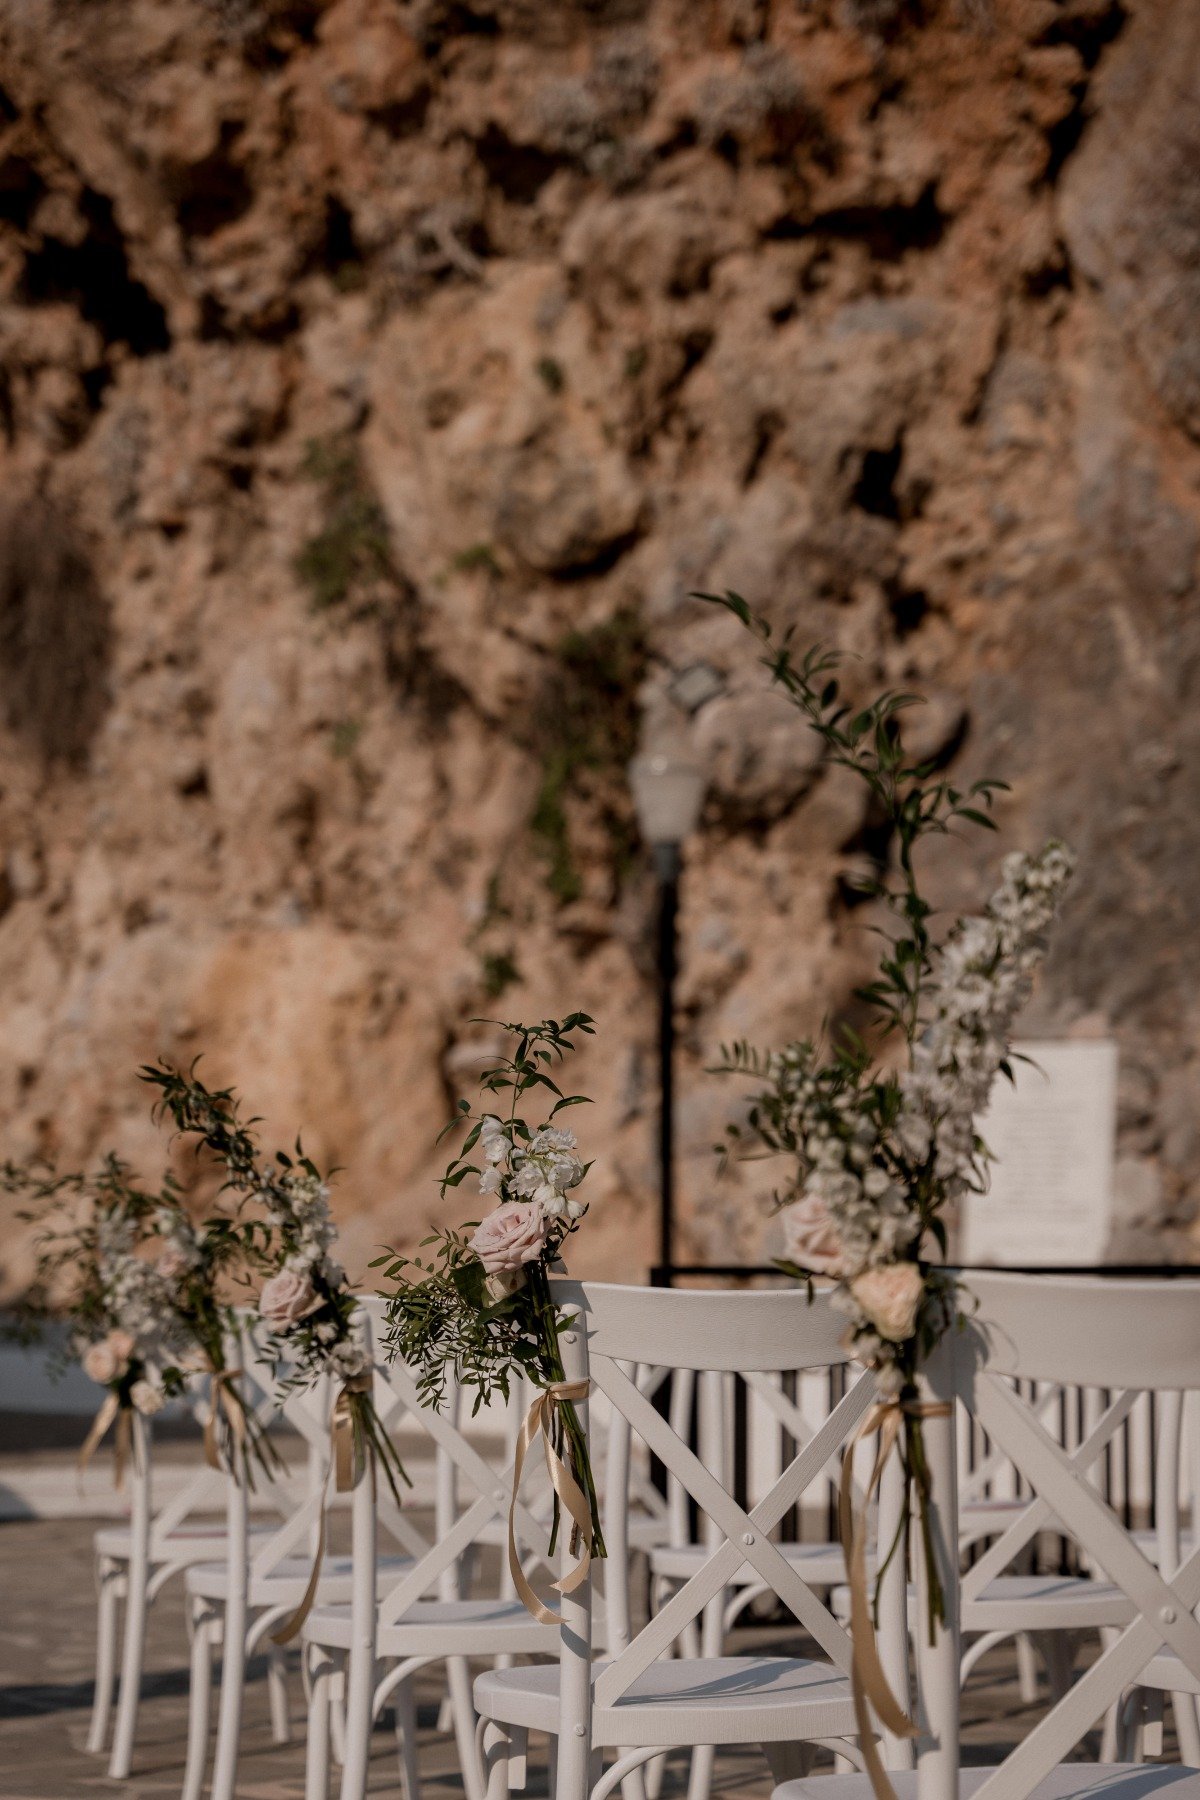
{"left": 773, "top": 1268, "right": 1200, "bottom": 1800}
{"left": 1110, "top": 1387, "right": 1200, "bottom": 1763}
{"left": 179, "top": 1316, "right": 418, "bottom": 1800}
{"left": 302, "top": 1297, "right": 563, "bottom": 1800}
{"left": 642, "top": 1358, "right": 875, "bottom": 1800}
{"left": 473, "top": 1280, "right": 899, "bottom": 1800}
{"left": 87, "top": 1322, "right": 293, "bottom": 1781}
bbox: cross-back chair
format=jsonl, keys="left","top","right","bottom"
{"left": 302, "top": 1297, "right": 565, "bottom": 1800}
{"left": 474, "top": 1280, "right": 905, "bottom": 1800}
{"left": 775, "top": 1269, "right": 1200, "bottom": 1800}
{"left": 180, "top": 1313, "right": 417, "bottom": 1800}
{"left": 88, "top": 1306, "right": 304, "bottom": 1782}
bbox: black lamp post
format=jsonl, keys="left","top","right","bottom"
{"left": 631, "top": 750, "right": 706, "bottom": 1285}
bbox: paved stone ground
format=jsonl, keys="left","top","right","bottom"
{"left": 0, "top": 1499, "right": 1143, "bottom": 1800}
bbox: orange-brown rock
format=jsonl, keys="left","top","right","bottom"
{"left": 2, "top": 0, "right": 1198, "bottom": 1294}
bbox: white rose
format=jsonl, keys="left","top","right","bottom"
{"left": 469, "top": 1201, "right": 549, "bottom": 1274}
{"left": 850, "top": 1263, "right": 925, "bottom": 1343}
{"left": 330, "top": 1339, "right": 368, "bottom": 1380}
{"left": 259, "top": 1266, "right": 317, "bottom": 1330}
{"left": 131, "top": 1380, "right": 165, "bottom": 1416}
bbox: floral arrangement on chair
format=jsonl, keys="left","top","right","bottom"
{"left": 375, "top": 1013, "right": 606, "bottom": 1603}
{"left": 142, "top": 1063, "right": 408, "bottom": 1500}
{"left": 6, "top": 1135, "right": 275, "bottom": 1479}
{"left": 704, "top": 594, "right": 1074, "bottom": 1629}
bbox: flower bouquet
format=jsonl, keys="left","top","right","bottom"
{"left": 6, "top": 1146, "right": 272, "bottom": 1480}
{"left": 703, "top": 593, "right": 1074, "bottom": 1636}
{"left": 142, "top": 1063, "right": 408, "bottom": 1501}
{"left": 375, "top": 1013, "right": 606, "bottom": 1609}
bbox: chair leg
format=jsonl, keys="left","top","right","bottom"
{"left": 86, "top": 1561, "right": 121, "bottom": 1755}
{"left": 446, "top": 1655, "right": 484, "bottom": 1800}
{"left": 306, "top": 1643, "right": 336, "bottom": 1800}
{"left": 482, "top": 1720, "right": 512, "bottom": 1800}
{"left": 645, "top": 1752, "right": 666, "bottom": 1800}
{"left": 394, "top": 1677, "right": 422, "bottom": 1800}
{"left": 1172, "top": 1691, "right": 1200, "bottom": 1765}
{"left": 209, "top": 1596, "right": 247, "bottom": 1800}
{"left": 108, "top": 1550, "right": 151, "bottom": 1779}
{"left": 764, "top": 1743, "right": 815, "bottom": 1782}
{"left": 1016, "top": 1633, "right": 1040, "bottom": 1705}
{"left": 181, "top": 1602, "right": 217, "bottom": 1800}
{"left": 1035, "top": 1631, "right": 1075, "bottom": 1703}
{"left": 330, "top": 1661, "right": 347, "bottom": 1769}
{"left": 685, "top": 1744, "right": 715, "bottom": 1800}
{"left": 268, "top": 1640, "right": 291, "bottom": 1744}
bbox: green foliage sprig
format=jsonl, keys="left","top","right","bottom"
{"left": 142, "top": 1062, "right": 408, "bottom": 1499}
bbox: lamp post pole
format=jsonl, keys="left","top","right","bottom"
{"left": 654, "top": 841, "right": 681, "bottom": 1279}
{"left": 630, "top": 747, "right": 705, "bottom": 1290}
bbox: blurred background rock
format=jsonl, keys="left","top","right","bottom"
{"left": 1, "top": 0, "right": 1197, "bottom": 1289}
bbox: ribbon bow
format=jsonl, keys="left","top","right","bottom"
{"left": 839, "top": 1395, "right": 953, "bottom": 1800}
{"left": 77, "top": 1392, "right": 131, "bottom": 1492}
{"left": 271, "top": 1373, "right": 374, "bottom": 1647}
{"left": 508, "top": 1379, "right": 594, "bottom": 1626}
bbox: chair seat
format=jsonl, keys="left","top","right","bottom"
{"left": 186, "top": 1552, "right": 413, "bottom": 1607}
{"left": 962, "top": 1573, "right": 1134, "bottom": 1632}
{"left": 772, "top": 1765, "right": 1200, "bottom": 1800}
{"left": 1137, "top": 1650, "right": 1200, "bottom": 1697}
{"left": 95, "top": 1521, "right": 277, "bottom": 1563}
{"left": 305, "top": 1595, "right": 558, "bottom": 1656}
{"left": 474, "top": 1655, "right": 857, "bottom": 1746}
{"left": 834, "top": 1573, "right": 1133, "bottom": 1634}
{"left": 651, "top": 1539, "right": 860, "bottom": 1589}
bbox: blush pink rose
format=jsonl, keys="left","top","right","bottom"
{"left": 850, "top": 1262, "right": 925, "bottom": 1343}
{"left": 782, "top": 1194, "right": 847, "bottom": 1277}
{"left": 470, "top": 1201, "right": 548, "bottom": 1275}
{"left": 82, "top": 1327, "right": 136, "bottom": 1386}
{"left": 259, "top": 1266, "right": 317, "bottom": 1330}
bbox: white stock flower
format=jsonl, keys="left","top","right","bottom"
{"left": 131, "top": 1379, "right": 166, "bottom": 1416}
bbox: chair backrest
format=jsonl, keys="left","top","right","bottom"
{"left": 351, "top": 1296, "right": 563, "bottom": 1623}
{"left": 551, "top": 1281, "right": 882, "bottom": 1790}
{"left": 914, "top": 1271, "right": 1200, "bottom": 1800}
{"left": 131, "top": 1306, "right": 309, "bottom": 1563}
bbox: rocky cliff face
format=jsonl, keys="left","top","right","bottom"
{"left": 2, "top": 0, "right": 1198, "bottom": 1288}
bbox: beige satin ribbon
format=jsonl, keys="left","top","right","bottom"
{"left": 271, "top": 1375, "right": 374, "bottom": 1647}
{"left": 839, "top": 1396, "right": 953, "bottom": 1800}
{"left": 203, "top": 1367, "right": 248, "bottom": 1474}
{"left": 77, "top": 1392, "right": 130, "bottom": 1491}
{"left": 508, "top": 1379, "right": 594, "bottom": 1626}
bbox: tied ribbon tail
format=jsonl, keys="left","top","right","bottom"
{"left": 203, "top": 1368, "right": 248, "bottom": 1474}
{"left": 507, "top": 1379, "right": 593, "bottom": 1626}
{"left": 839, "top": 1397, "right": 953, "bottom": 1800}
{"left": 77, "top": 1393, "right": 130, "bottom": 1492}
{"left": 271, "top": 1374, "right": 373, "bottom": 1648}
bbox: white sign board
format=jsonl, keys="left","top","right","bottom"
{"left": 958, "top": 1040, "right": 1118, "bottom": 1267}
